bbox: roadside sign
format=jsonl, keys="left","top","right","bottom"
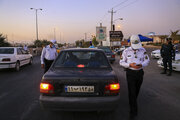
{"left": 109, "top": 31, "right": 123, "bottom": 42}
{"left": 96, "top": 27, "right": 106, "bottom": 42}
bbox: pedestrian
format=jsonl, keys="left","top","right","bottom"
{"left": 89, "top": 41, "right": 95, "bottom": 48}
{"left": 160, "top": 37, "right": 175, "bottom": 76}
{"left": 119, "top": 35, "right": 150, "bottom": 119}
{"left": 41, "top": 40, "right": 58, "bottom": 73}
{"left": 24, "top": 45, "right": 28, "bottom": 51}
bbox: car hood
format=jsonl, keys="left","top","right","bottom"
{"left": 43, "top": 68, "right": 116, "bottom": 79}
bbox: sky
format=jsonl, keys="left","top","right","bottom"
{"left": 0, "top": 0, "right": 180, "bottom": 44}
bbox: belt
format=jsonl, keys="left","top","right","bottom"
{"left": 126, "top": 68, "right": 143, "bottom": 73}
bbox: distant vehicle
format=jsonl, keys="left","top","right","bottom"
{"left": 151, "top": 49, "right": 161, "bottom": 59}
{"left": 39, "top": 48, "right": 120, "bottom": 111}
{"left": 117, "top": 45, "right": 129, "bottom": 55}
{"left": 97, "top": 46, "right": 115, "bottom": 63}
{"left": 0, "top": 47, "right": 33, "bottom": 71}
{"left": 157, "top": 52, "right": 180, "bottom": 71}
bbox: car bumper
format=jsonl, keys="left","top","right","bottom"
{"left": 158, "top": 62, "right": 180, "bottom": 72}
{"left": 39, "top": 95, "right": 120, "bottom": 111}
{"left": 0, "top": 63, "right": 16, "bottom": 69}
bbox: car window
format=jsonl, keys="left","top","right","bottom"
{"left": 0, "top": 48, "right": 14, "bottom": 54}
{"left": 20, "top": 48, "right": 27, "bottom": 54}
{"left": 98, "top": 47, "right": 112, "bottom": 53}
{"left": 54, "top": 51, "right": 111, "bottom": 68}
{"left": 17, "top": 48, "right": 22, "bottom": 55}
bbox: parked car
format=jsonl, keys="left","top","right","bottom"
{"left": 39, "top": 48, "right": 120, "bottom": 111}
{"left": 0, "top": 47, "right": 33, "bottom": 71}
{"left": 151, "top": 49, "right": 161, "bottom": 59}
{"left": 157, "top": 52, "right": 180, "bottom": 71}
{"left": 97, "top": 46, "right": 115, "bottom": 63}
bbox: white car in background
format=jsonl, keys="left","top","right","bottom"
{"left": 0, "top": 47, "right": 33, "bottom": 71}
{"left": 157, "top": 52, "right": 180, "bottom": 71}
{"left": 151, "top": 49, "right": 161, "bottom": 59}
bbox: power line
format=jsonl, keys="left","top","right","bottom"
{"left": 112, "top": 0, "right": 129, "bottom": 9}
{"left": 115, "top": 0, "right": 139, "bottom": 12}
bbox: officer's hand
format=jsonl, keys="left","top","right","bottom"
{"left": 41, "top": 64, "right": 44, "bottom": 68}
{"left": 130, "top": 63, "right": 142, "bottom": 69}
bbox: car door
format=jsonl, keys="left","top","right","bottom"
{"left": 20, "top": 48, "right": 29, "bottom": 65}
{"left": 16, "top": 48, "right": 25, "bottom": 66}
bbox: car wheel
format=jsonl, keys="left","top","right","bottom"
{"left": 29, "top": 58, "right": 33, "bottom": 65}
{"left": 15, "top": 61, "right": 20, "bottom": 71}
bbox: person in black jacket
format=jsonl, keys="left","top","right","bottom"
{"left": 160, "top": 38, "right": 175, "bottom": 76}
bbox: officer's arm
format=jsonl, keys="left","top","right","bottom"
{"left": 119, "top": 50, "right": 129, "bottom": 68}
{"left": 172, "top": 45, "right": 175, "bottom": 60}
{"left": 55, "top": 50, "right": 58, "bottom": 58}
{"left": 142, "top": 50, "right": 150, "bottom": 67}
{"left": 41, "top": 47, "right": 46, "bottom": 64}
{"left": 160, "top": 45, "right": 163, "bottom": 57}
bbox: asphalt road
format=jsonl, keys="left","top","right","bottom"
{"left": 0, "top": 48, "right": 180, "bottom": 120}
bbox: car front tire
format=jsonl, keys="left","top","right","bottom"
{"left": 15, "top": 61, "right": 20, "bottom": 71}
{"left": 29, "top": 58, "right": 33, "bottom": 65}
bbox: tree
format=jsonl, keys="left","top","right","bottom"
{"left": 34, "top": 40, "right": 42, "bottom": 47}
{"left": 92, "top": 36, "right": 99, "bottom": 46}
{"left": 0, "top": 33, "right": 11, "bottom": 47}
{"left": 170, "top": 30, "right": 180, "bottom": 43}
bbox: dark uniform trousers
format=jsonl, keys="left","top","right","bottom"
{"left": 126, "top": 68, "right": 144, "bottom": 114}
{"left": 163, "top": 57, "right": 172, "bottom": 73}
{"left": 44, "top": 58, "right": 54, "bottom": 73}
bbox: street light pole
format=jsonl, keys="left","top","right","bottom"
{"left": 30, "top": 8, "right": 42, "bottom": 40}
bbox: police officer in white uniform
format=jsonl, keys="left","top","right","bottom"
{"left": 41, "top": 40, "right": 58, "bottom": 73}
{"left": 120, "top": 35, "right": 150, "bottom": 119}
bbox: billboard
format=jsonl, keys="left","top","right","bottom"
{"left": 96, "top": 26, "right": 106, "bottom": 42}
{"left": 109, "top": 31, "right": 123, "bottom": 42}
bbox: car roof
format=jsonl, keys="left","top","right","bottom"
{"left": 61, "top": 48, "right": 104, "bottom": 52}
{"left": 0, "top": 47, "right": 22, "bottom": 48}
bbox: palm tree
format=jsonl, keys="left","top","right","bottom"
{"left": 170, "top": 30, "right": 180, "bottom": 43}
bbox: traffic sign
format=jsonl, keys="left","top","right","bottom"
{"left": 109, "top": 31, "right": 123, "bottom": 42}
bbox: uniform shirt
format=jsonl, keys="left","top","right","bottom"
{"left": 41, "top": 45, "right": 58, "bottom": 64}
{"left": 119, "top": 47, "right": 150, "bottom": 70}
{"left": 89, "top": 45, "right": 95, "bottom": 48}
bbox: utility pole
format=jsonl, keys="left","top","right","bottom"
{"left": 30, "top": 8, "right": 42, "bottom": 40}
{"left": 84, "top": 33, "right": 87, "bottom": 41}
{"left": 108, "top": 8, "right": 116, "bottom": 31}
{"left": 108, "top": 8, "right": 116, "bottom": 49}
{"left": 54, "top": 28, "right": 56, "bottom": 40}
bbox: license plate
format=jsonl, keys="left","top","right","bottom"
{"left": 65, "top": 86, "right": 94, "bottom": 93}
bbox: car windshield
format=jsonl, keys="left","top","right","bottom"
{"left": 53, "top": 51, "right": 111, "bottom": 68}
{"left": 0, "top": 48, "right": 14, "bottom": 54}
{"left": 98, "top": 47, "right": 112, "bottom": 53}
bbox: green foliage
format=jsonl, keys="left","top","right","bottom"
{"left": 92, "top": 36, "right": 99, "bottom": 46}
{"left": 0, "top": 33, "right": 11, "bottom": 47}
{"left": 33, "top": 39, "right": 51, "bottom": 47}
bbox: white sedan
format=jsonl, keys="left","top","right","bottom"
{"left": 151, "top": 49, "right": 161, "bottom": 59}
{"left": 157, "top": 53, "right": 180, "bottom": 71}
{"left": 0, "top": 47, "right": 33, "bottom": 71}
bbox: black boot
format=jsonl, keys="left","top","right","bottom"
{"left": 161, "top": 70, "right": 166, "bottom": 74}
{"left": 167, "top": 72, "right": 172, "bottom": 76}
